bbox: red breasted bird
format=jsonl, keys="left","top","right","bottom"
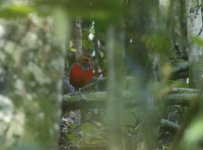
{"left": 69, "top": 54, "right": 93, "bottom": 90}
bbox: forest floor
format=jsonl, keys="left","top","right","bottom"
{"left": 58, "top": 108, "right": 178, "bottom": 150}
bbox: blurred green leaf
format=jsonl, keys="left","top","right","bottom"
{"left": 142, "top": 32, "right": 171, "bottom": 54}
{"left": 0, "top": 4, "right": 36, "bottom": 18}
{"left": 82, "top": 39, "right": 94, "bottom": 50}
{"left": 182, "top": 118, "right": 203, "bottom": 150}
{"left": 123, "top": 108, "right": 137, "bottom": 126}
{"left": 192, "top": 36, "right": 203, "bottom": 47}
{"left": 35, "top": 0, "right": 123, "bottom": 20}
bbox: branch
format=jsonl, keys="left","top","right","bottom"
{"left": 165, "top": 88, "right": 199, "bottom": 106}
{"left": 62, "top": 88, "right": 199, "bottom": 111}
{"left": 168, "top": 88, "right": 199, "bottom": 94}
{"left": 170, "top": 61, "right": 189, "bottom": 79}
{"left": 62, "top": 91, "right": 137, "bottom": 111}
{"left": 161, "top": 119, "right": 180, "bottom": 133}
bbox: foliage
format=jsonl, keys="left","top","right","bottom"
{"left": 0, "top": 4, "right": 37, "bottom": 18}
{"left": 68, "top": 122, "right": 107, "bottom": 148}
{"left": 192, "top": 36, "right": 203, "bottom": 47}
{"left": 0, "top": 0, "right": 203, "bottom": 150}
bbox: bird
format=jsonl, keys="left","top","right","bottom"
{"left": 69, "top": 53, "right": 93, "bottom": 90}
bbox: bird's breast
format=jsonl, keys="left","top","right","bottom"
{"left": 69, "top": 63, "right": 93, "bottom": 89}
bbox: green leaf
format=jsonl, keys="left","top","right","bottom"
{"left": 0, "top": 4, "right": 36, "bottom": 18}
{"left": 35, "top": 0, "right": 123, "bottom": 20}
{"left": 123, "top": 108, "right": 137, "bottom": 126}
{"left": 192, "top": 36, "right": 203, "bottom": 47}
{"left": 80, "top": 123, "right": 96, "bottom": 133}
{"left": 142, "top": 32, "right": 171, "bottom": 54}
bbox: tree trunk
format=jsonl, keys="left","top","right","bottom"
{"left": 186, "top": 0, "right": 203, "bottom": 88}
{"left": 75, "top": 18, "right": 83, "bottom": 60}
{"left": 0, "top": 9, "right": 69, "bottom": 150}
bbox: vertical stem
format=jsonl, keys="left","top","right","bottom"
{"left": 75, "top": 18, "right": 83, "bottom": 60}
{"left": 106, "top": 26, "right": 126, "bottom": 150}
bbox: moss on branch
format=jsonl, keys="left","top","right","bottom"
{"left": 62, "top": 88, "right": 200, "bottom": 111}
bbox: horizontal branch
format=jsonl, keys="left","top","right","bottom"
{"left": 165, "top": 94, "right": 197, "bottom": 106}
{"left": 62, "top": 91, "right": 137, "bottom": 111}
{"left": 161, "top": 119, "right": 180, "bottom": 133}
{"left": 165, "top": 88, "right": 199, "bottom": 106}
{"left": 62, "top": 88, "right": 200, "bottom": 111}
{"left": 170, "top": 61, "right": 189, "bottom": 79}
{"left": 172, "top": 62, "right": 188, "bottom": 73}
{"left": 168, "top": 88, "right": 199, "bottom": 94}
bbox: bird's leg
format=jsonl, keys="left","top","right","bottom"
{"left": 78, "top": 88, "right": 88, "bottom": 100}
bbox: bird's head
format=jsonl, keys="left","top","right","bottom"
{"left": 78, "top": 52, "right": 92, "bottom": 66}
